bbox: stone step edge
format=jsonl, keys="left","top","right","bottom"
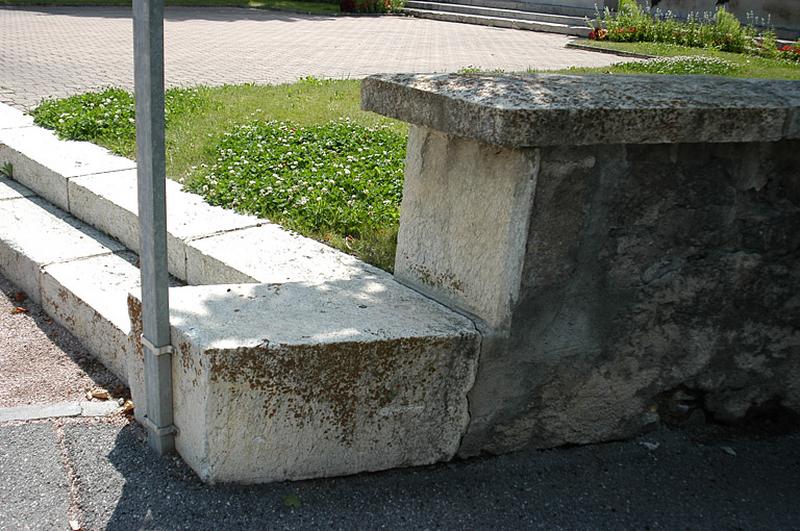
{"left": 0, "top": 183, "right": 142, "bottom": 382}
{"left": 404, "top": 0, "right": 588, "bottom": 24}
{"left": 0, "top": 107, "right": 381, "bottom": 287}
{"left": 416, "top": 0, "right": 595, "bottom": 17}
{"left": 404, "top": 8, "right": 591, "bottom": 35}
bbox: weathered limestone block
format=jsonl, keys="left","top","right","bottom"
{"left": 129, "top": 281, "right": 480, "bottom": 483}
{"left": 474, "top": 140, "right": 800, "bottom": 453}
{"left": 363, "top": 73, "right": 800, "bottom": 456}
{"left": 396, "top": 125, "right": 536, "bottom": 329}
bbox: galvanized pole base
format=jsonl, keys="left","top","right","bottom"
{"left": 133, "top": 0, "right": 176, "bottom": 455}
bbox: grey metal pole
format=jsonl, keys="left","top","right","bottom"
{"left": 133, "top": 0, "right": 176, "bottom": 455}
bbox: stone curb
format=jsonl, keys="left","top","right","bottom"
{"left": 564, "top": 41, "right": 655, "bottom": 59}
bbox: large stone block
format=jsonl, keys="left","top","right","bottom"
{"left": 395, "top": 125, "right": 536, "bottom": 329}
{"left": 0, "top": 127, "right": 135, "bottom": 210}
{"left": 464, "top": 140, "right": 800, "bottom": 456}
{"left": 0, "top": 196, "right": 124, "bottom": 303}
{"left": 129, "top": 281, "right": 479, "bottom": 483}
{"left": 363, "top": 73, "right": 800, "bottom": 457}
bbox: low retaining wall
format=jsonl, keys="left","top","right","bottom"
{"left": 0, "top": 102, "right": 480, "bottom": 483}
{"left": 363, "top": 73, "right": 800, "bottom": 455}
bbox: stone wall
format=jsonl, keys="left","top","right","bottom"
{"left": 469, "top": 139, "right": 800, "bottom": 453}
{"left": 363, "top": 73, "right": 800, "bottom": 456}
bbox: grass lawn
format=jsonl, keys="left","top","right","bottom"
{"left": 32, "top": 79, "right": 407, "bottom": 270}
{"left": 566, "top": 40, "right": 800, "bottom": 80}
{"left": 0, "top": 0, "right": 340, "bottom": 14}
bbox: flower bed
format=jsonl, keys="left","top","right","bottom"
{"left": 589, "top": 0, "right": 799, "bottom": 61}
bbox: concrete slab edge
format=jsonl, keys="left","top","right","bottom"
{"left": 0, "top": 401, "right": 121, "bottom": 422}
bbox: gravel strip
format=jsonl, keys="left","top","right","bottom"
{"left": 0, "top": 273, "right": 125, "bottom": 408}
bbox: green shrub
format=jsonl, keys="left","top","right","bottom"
{"left": 31, "top": 87, "right": 204, "bottom": 156}
{"left": 590, "top": 2, "right": 769, "bottom": 55}
{"left": 187, "top": 120, "right": 406, "bottom": 239}
{"left": 611, "top": 56, "right": 739, "bottom": 76}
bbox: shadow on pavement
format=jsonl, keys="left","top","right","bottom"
{"left": 62, "top": 420, "right": 800, "bottom": 530}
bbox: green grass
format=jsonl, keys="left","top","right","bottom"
{"left": 0, "top": 0, "right": 340, "bottom": 14}
{"left": 186, "top": 120, "right": 405, "bottom": 265}
{"left": 565, "top": 40, "right": 800, "bottom": 80}
{"left": 32, "top": 79, "right": 407, "bottom": 270}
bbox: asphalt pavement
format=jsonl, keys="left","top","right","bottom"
{"left": 1, "top": 416, "right": 799, "bottom": 530}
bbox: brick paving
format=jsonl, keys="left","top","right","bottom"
{"left": 0, "top": 6, "right": 621, "bottom": 109}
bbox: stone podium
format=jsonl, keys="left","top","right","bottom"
{"left": 363, "top": 73, "right": 800, "bottom": 455}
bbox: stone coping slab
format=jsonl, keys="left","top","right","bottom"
{"left": 185, "top": 224, "right": 383, "bottom": 286}
{"left": 361, "top": 73, "right": 800, "bottom": 147}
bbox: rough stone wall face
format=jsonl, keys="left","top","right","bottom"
{"left": 464, "top": 140, "right": 800, "bottom": 454}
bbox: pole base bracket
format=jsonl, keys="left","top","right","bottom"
{"left": 141, "top": 415, "right": 179, "bottom": 437}
{"left": 141, "top": 335, "right": 174, "bottom": 357}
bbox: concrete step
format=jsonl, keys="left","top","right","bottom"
{"left": 0, "top": 178, "right": 134, "bottom": 382}
{"left": 415, "top": 0, "right": 597, "bottom": 17}
{"left": 0, "top": 126, "right": 135, "bottom": 212}
{"left": 41, "top": 252, "right": 141, "bottom": 383}
{"left": 403, "top": 7, "right": 591, "bottom": 36}
{"left": 0, "top": 182, "right": 126, "bottom": 304}
{"left": 405, "top": 0, "right": 588, "bottom": 25}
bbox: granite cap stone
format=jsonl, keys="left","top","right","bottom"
{"left": 362, "top": 73, "right": 800, "bottom": 147}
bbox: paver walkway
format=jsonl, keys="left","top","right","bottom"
{"left": 0, "top": 6, "right": 621, "bottom": 109}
